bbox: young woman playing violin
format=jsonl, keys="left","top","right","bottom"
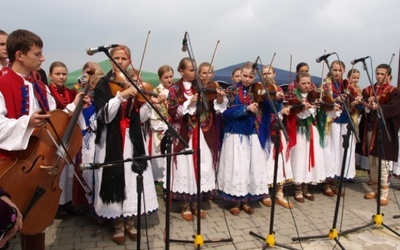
{"left": 346, "top": 69, "right": 371, "bottom": 178}
{"left": 259, "top": 65, "right": 294, "bottom": 209}
{"left": 148, "top": 65, "right": 173, "bottom": 183}
{"left": 321, "top": 60, "right": 357, "bottom": 197}
{"left": 167, "top": 59, "right": 227, "bottom": 221}
{"left": 93, "top": 45, "right": 158, "bottom": 245}
{"left": 218, "top": 62, "right": 276, "bottom": 215}
{"left": 78, "top": 62, "right": 109, "bottom": 226}
{"left": 48, "top": 61, "right": 89, "bottom": 219}
{"left": 285, "top": 72, "right": 327, "bottom": 203}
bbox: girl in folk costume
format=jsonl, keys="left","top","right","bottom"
{"left": 48, "top": 61, "right": 87, "bottom": 217}
{"left": 93, "top": 45, "right": 158, "bottom": 245}
{"left": 78, "top": 62, "right": 108, "bottom": 225}
{"left": 48, "top": 61, "right": 77, "bottom": 109}
{"left": 149, "top": 65, "right": 173, "bottom": 183}
{"left": 231, "top": 67, "right": 242, "bottom": 86}
{"left": 286, "top": 72, "right": 327, "bottom": 202}
{"left": 260, "top": 75, "right": 294, "bottom": 209}
{"left": 322, "top": 60, "right": 356, "bottom": 196}
{"left": 345, "top": 68, "right": 363, "bottom": 126}
{"left": 217, "top": 62, "right": 272, "bottom": 215}
{"left": 79, "top": 61, "right": 105, "bottom": 179}
{"left": 167, "top": 58, "right": 227, "bottom": 221}
{"left": 346, "top": 69, "right": 370, "bottom": 174}
{"left": 198, "top": 61, "right": 225, "bottom": 153}
{"left": 287, "top": 62, "right": 317, "bottom": 95}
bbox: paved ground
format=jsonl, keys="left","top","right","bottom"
{"left": 7, "top": 173, "right": 400, "bottom": 250}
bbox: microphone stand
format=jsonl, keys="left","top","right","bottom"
{"left": 168, "top": 32, "right": 232, "bottom": 249}
{"left": 99, "top": 48, "right": 190, "bottom": 250}
{"left": 337, "top": 60, "right": 400, "bottom": 238}
{"left": 248, "top": 58, "right": 296, "bottom": 250}
{"left": 292, "top": 57, "right": 361, "bottom": 249}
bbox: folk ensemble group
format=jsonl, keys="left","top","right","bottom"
{"left": 0, "top": 29, "right": 399, "bottom": 247}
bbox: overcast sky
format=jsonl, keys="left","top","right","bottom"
{"left": 2, "top": 0, "right": 399, "bottom": 87}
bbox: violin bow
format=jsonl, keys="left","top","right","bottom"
{"left": 127, "top": 31, "right": 151, "bottom": 116}
{"left": 137, "top": 30, "right": 151, "bottom": 77}
{"left": 288, "top": 54, "right": 292, "bottom": 85}
{"left": 319, "top": 49, "right": 326, "bottom": 100}
{"left": 287, "top": 54, "right": 292, "bottom": 98}
{"left": 256, "top": 52, "right": 276, "bottom": 104}
{"left": 205, "top": 40, "right": 220, "bottom": 84}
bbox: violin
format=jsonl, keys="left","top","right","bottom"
{"left": 252, "top": 80, "right": 278, "bottom": 103}
{"left": 361, "top": 85, "right": 392, "bottom": 109}
{"left": 307, "top": 89, "right": 320, "bottom": 104}
{"left": 286, "top": 98, "right": 305, "bottom": 114}
{"left": 109, "top": 72, "right": 158, "bottom": 102}
{"left": 109, "top": 71, "right": 133, "bottom": 96}
{"left": 341, "top": 79, "right": 361, "bottom": 104}
{"left": 306, "top": 88, "right": 337, "bottom": 111}
{"left": 200, "top": 81, "right": 236, "bottom": 101}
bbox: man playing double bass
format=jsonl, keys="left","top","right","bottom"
{"left": 0, "top": 29, "right": 85, "bottom": 249}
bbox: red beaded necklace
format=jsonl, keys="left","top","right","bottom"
{"left": 183, "top": 83, "right": 194, "bottom": 96}
{"left": 239, "top": 86, "right": 251, "bottom": 105}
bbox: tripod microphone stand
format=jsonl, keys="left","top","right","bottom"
{"left": 168, "top": 31, "right": 233, "bottom": 249}
{"left": 248, "top": 57, "right": 295, "bottom": 250}
{"left": 291, "top": 124, "right": 353, "bottom": 249}
{"left": 80, "top": 152, "right": 189, "bottom": 250}
{"left": 250, "top": 130, "right": 297, "bottom": 250}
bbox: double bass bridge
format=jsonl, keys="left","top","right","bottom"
{"left": 40, "top": 165, "right": 59, "bottom": 175}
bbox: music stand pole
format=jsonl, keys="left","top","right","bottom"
{"left": 132, "top": 161, "right": 144, "bottom": 250}
{"left": 163, "top": 129, "right": 172, "bottom": 250}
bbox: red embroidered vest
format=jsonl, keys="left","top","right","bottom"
{"left": 0, "top": 70, "right": 48, "bottom": 159}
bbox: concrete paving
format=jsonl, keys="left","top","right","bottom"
{"left": 7, "top": 174, "right": 400, "bottom": 250}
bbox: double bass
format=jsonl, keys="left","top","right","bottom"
{"left": 0, "top": 70, "right": 93, "bottom": 235}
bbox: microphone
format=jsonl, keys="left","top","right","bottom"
{"left": 316, "top": 52, "right": 336, "bottom": 63}
{"left": 86, "top": 44, "right": 119, "bottom": 56}
{"left": 181, "top": 32, "right": 188, "bottom": 52}
{"left": 79, "top": 163, "right": 101, "bottom": 171}
{"left": 351, "top": 56, "right": 370, "bottom": 65}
